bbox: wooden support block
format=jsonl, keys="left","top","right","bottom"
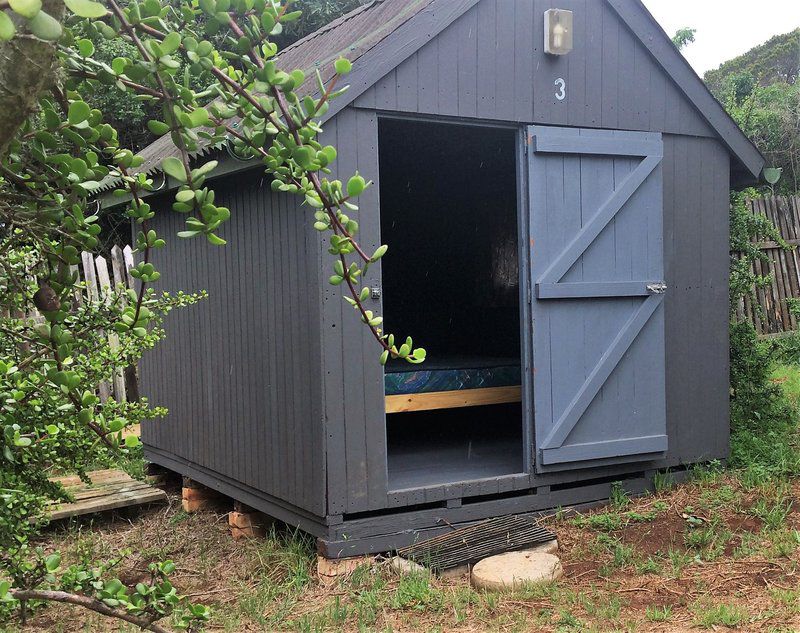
{"left": 181, "top": 478, "right": 223, "bottom": 513}
{"left": 228, "top": 511, "right": 268, "bottom": 541}
{"left": 145, "top": 464, "right": 180, "bottom": 488}
{"left": 316, "top": 555, "right": 372, "bottom": 580}
{"left": 385, "top": 385, "right": 522, "bottom": 414}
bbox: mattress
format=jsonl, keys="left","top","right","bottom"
{"left": 384, "top": 356, "right": 521, "bottom": 396}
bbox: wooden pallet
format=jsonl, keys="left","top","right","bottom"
{"left": 47, "top": 468, "right": 167, "bottom": 521}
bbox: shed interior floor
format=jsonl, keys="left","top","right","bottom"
{"left": 387, "top": 403, "right": 524, "bottom": 490}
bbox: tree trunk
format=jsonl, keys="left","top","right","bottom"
{"left": 0, "top": 0, "right": 65, "bottom": 154}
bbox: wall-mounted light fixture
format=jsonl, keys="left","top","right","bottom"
{"left": 544, "top": 9, "right": 573, "bottom": 56}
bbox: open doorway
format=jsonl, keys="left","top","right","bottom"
{"left": 378, "top": 117, "right": 524, "bottom": 490}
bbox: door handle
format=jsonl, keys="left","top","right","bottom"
{"left": 646, "top": 283, "right": 667, "bottom": 295}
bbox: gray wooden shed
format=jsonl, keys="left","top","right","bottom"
{"left": 127, "top": 0, "right": 764, "bottom": 556}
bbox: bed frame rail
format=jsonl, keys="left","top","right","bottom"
{"left": 385, "top": 386, "right": 522, "bottom": 413}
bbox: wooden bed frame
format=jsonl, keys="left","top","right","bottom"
{"left": 385, "top": 385, "right": 522, "bottom": 413}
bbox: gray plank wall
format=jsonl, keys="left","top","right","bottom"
{"left": 324, "top": 0, "right": 732, "bottom": 510}
{"left": 140, "top": 172, "right": 327, "bottom": 516}
{"left": 354, "top": 0, "right": 714, "bottom": 140}
{"left": 661, "top": 135, "right": 730, "bottom": 465}
{"left": 317, "top": 108, "right": 389, "bottom": 516}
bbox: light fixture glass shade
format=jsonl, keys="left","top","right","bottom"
{"left": 544, "top": 9, "right": 573, "bottom": 55}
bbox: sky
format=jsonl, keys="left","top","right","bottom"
{"left": 641, "top": 0, "right": 800, "bottom": 76}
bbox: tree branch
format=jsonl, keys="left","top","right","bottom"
{"left": 9, "top": 589, "right": 172, "bottom": 633}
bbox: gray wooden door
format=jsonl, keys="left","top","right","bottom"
{"left": 528, "top": 126, "right": 667, "bottom": 470}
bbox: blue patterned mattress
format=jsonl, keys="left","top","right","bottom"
{"left": 384, "top": 356, "right": 521, "bottom": 396}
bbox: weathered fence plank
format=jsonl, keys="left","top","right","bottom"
{"left": 741, "top": 195, "right": 800, "bottom": 336}
{"left": 96, "top": 255, "right": 127, "bottom": 402}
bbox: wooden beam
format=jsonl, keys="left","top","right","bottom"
{"left": 385, "top": 386, "right": 521, "bottom": 414}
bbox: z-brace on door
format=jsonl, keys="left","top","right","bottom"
{"left": 528, "top": 126, "right": 667, "bottom": 471}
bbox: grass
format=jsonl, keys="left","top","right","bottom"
{"left": 8, "top": 353, "right": 800, "bottom": 632}
{"left": 693, "top": 602, "right": 750, "bottom": 628}
{"left": 645, "top": 605, "right": 672, "bottom": 622}
{"left": 11, "top": 469, "right": 799, "bottom": 632}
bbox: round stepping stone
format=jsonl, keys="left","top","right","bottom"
{"left": 471, "top": 551, "right": 563, "bottom": 592}
{"left": 525, "top": 539, "right": 559, "bottom": 555}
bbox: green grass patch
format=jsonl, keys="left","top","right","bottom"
{"left": 693, "top": 602, "right": 749, "bottom": 628}
{"left": 730, "top": 323, "right": 800, "bottom": 486}
{"left": 645, "top": 605, "right": 672, "bottom": 622}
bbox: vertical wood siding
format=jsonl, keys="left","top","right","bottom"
{"left": 318, "top": 109, "right": 389, "bottom": 515}
{"left": 353, "top": 0, "right": 714, "bottom": 139}
{"left": 662, "top": 135, "right": 730, "bottom": 463}
{"left": 141, "top": 0, "right": 734, "bottom": 520}
{"left": 140, "top": 172, "right": 327, "bottom": 516}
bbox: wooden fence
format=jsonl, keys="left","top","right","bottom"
{"left": 81, "top": 245, "right": 139, "bottom": 403}
{"left": 4, "top": 245, "right": 139, "bottom": 403}
{"left": 736, "top": 195, "right": 800, "bottom": 336}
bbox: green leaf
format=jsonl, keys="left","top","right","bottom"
{"left": 177, "top": 230, "right": 201, "bottom": 238}
{"left": 147, "top": 120, "right": 170, "bottom": 135}
{"left": 124, "top": 435, "right": 140, "bottom": 448}
{"left": 347, "top": 174, "right": 366, "bottom": 198}
{"left": 161, "top": 156, "right": 187, "bottom": 182}
{"left": 175, "top": 189, "right": 194, "bottom": 203}
{"left": 193, "top": 160, "right": 218, "bottom": 177}
{"left": 64, "top": 0, "right": 108, "bottom": 18}
{"left": 161, "top": 31, "right": 181, "bottom": 55}
{"left": 370, "top": 244, "right": 388, "bottom": 262}
{"left": 261, "top": 11, "right": 275, "bottom": 33}
{"left": 161, "top": 30, "right": 181, "bottom": 55}
{"left": 206, "top": 233, "right": 226, "bottom": 246}
{"left": 334, "top": 57, "right": 352, "bottom": 75}
{"left": 45, "top": 553, "right": 61, "bottom": 572}
{"left": 77, "top": 38, "right": 94, "bottom": 57}
{"left": 380, "top": 350, "right": 389, "bottom": 365}
{"left": 188, "top": 107, "right": 210, "bottom": 128}
{"left": 0, "top": 581, "right": 9, "bottom": 599}
{"left": 9, "top": 0, "right": 41, "bottom": 19}
{"left": 0, "top": 12, "right": 16, "bottom": 40}
{"left": 14, "top": 437, "right": 32, "bottom": 448}
{"left": 27, "top": 10, "right": 62, "bottom": 41}
{"left": 68, "top": 100, "right": 91, "bottom": 125}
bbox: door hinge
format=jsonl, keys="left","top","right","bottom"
{"left": 646, "top": 283, "right": 667, "bottom": 295}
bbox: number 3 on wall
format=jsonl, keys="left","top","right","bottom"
{"left": 554, "top": 77, "right": 566, "bottom": 101}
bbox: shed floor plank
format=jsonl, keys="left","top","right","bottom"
{"left": 388, "top": 436, "right": 523, "bottom": 491}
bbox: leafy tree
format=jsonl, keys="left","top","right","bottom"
{"left": 77, "top": 0, "right": 369, "bottom": 152}
{"left": 0, "top": 0, "right": 421, "bottom": 629}
{"left": 671, "top": 27, "right": 695, "bottom": 51}
{"left": 700, "top": 28, "right": 799, "bottom": 194}
{"left": 723, "top": 79, "right": 800, "bottom": 194}
{"left": 705, "top": 28, "right": 799, "bottom": 98}
{"left": 273, "top": 0, "right": 367, "bottom": 48}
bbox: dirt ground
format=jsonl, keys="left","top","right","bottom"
{"left": 8, "top": 470, "right": 800, "bottom": 632}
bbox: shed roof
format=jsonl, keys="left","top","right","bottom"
{"left": 102, "top": 0, "right": 763, "bottom": 192}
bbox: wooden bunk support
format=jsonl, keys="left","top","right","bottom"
{"left": 385, "top": 385, "right": 522, "bottom": 414}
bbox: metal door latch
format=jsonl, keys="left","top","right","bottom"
{"left": 647, "top": 283, "right": 667, "bottom": 295}
{"left": 370, "top": 287, "right": 381, "bottom": 300}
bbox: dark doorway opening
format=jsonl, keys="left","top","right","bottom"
{"left": 378, "top": 117, "right": 523, "bottom": 490}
